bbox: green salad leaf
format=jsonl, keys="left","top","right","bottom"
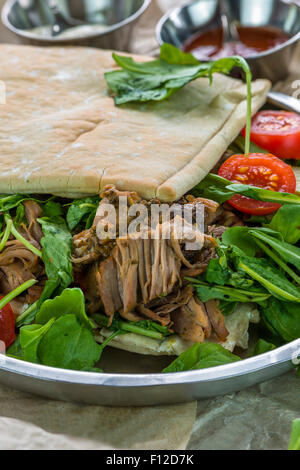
{"left": 16, "top": 217, "right": 74, "bottom": 327}
{"left": 105, "top": 45, "right": 252, "bottom": 153}
{"left": 20, "top": 320, "right": 55, "bottom": 363}
{"left": 253, "top": 339, "right": 276, "bottom": 356}
{"left": 194, "top": 173, "right": 300, "bottom": 206}
{"left": 36, "top": 288, "right": 94, "bottom": 330}
{"left": 93, "top": 313, "right": 171, "bottom": 340}
{"left": 66, "top": 196, "right": 100, "bottom": 231}
{"left": 260, "top": 298, "right": 300, "bottom": 342}
{"left": 238, "top": 256, "right": 300, "bottom": 303}
{"left": 222, "top": 227, "right": 258, "bottom": 257}
{"left": 163, "top": 343, "right": 241, "bottom": 373}
{"left": 187, "top": 278, "right": 270, "bottom": 304}
{"left": 288, "top": 419, "right": 300, "bottom": 450}
{"left": 37, "top": 315, "right": 101, "bottom": 371}
{"left": 266, "top": 205, "right": 300, "bottom": 245}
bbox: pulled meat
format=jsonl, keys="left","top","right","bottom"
{"left": 23, "top": 201, "right": 43, "bottom": 245}
{"left": 74, "top": 185, "right": 230, "bottom": 344}
{"left": 0, "top": 201, "right": 44, "bottom": 305}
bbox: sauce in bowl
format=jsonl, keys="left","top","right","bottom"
{"left": 183, "top": 26, "right": 289, "bottom": 60}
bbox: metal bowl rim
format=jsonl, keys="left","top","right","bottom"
{"left": 1, "top": 338, "right": 299, "bottom": 388}
{"left": 1, "top": 0, "right": 152, "bottom": 43}
{"left": 156, "top": 0, "right": 300, "bottom": 60}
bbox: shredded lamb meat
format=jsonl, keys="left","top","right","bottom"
{"left": 0, "top": 201, "right": 45, "bottom": 304}
{"left": 74, "top": 186, "right": 229, "bottom": 344}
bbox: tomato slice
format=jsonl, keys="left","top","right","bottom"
{"left": 218, "top": 153, "right": 296, "bottom": 215}
{"left": 0, "top": 298, "right": 16, "bottom": 349}
{"left": 241, "top": 111, "right": 300, "bottom": 160}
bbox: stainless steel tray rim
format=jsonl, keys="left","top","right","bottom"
{"left": 1, "top": 338, "right": 299, "bottom": 388}
{"left": 2, "top": 0, "right": 152, "bottom": 43}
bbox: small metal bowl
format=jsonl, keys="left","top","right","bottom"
{"left": 2, "top": 0, "right": 151, "bottom": 51}
{"left": 157, "top": 0, "right": 300, "bottom": 82}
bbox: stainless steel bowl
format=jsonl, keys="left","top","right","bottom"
{"left": 157, "top": 0, "right": 300, "bottom": 82}
{"left": 2, "top": 0, "right": 151, "bottom": 50}
{"left": 0, "top": 339, "right": 299, "bottom": 406}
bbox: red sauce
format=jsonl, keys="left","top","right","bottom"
{"left": 183, "top": 26, "right": 289, "bottom": 60}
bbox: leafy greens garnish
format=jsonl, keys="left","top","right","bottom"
{"left": 163, "top": 343, "right": 241, "bottom": 373}
{"left": 16, "top": 216, "right": 74, "bottom": 326}
{"left": 105, "top": 44, "right": 253, "bottom": 154}
{"left": 289, "top": 419, "right": 300, "bottom": 450}
{"left": 16, "top": 288, "right": 103, "bottom": 371}
{"left": 193, "top": 173, "right": 300, "bottom": 206}
{"left": 66, "top": 196, "right": 100, "bottom": 231}
{"left": 93, "top": 313, "right": 171, "bottom": 341}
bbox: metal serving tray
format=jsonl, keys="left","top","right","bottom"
{"left": 0, "top": 339, "right": 299, "bottom": 406}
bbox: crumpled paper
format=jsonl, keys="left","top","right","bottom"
{"left": 0, "top": 384, "right": 196, "bottom": 450}
{"left": 0, "top": 0, "right": 299, "bottom": 451}
{"left": 188, "top": 372, "right": 300, "bottom": 450}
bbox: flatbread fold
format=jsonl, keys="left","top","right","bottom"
{"left": 0, "top": 45, "right": 271, "bottom": 202}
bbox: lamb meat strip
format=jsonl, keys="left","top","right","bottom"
{"left": 23, "top": 200, "right": 44, "bottom": 245}
{"left": 83, "top": 263, "right": 103, "bottom": 314}
{"left": 72, "top": 226, "right": 115, "bottom": 266}
{"left": 184, "top": 195, "right": 222, "bottom": 226}
{"left": 113, "top": 237, "right": 139, "bottom": 315}
{"left": 98, "top": 257, "right": 123, "bottom": 324}
{"left": 205, "top": 300, "right": 229, "bottom": 342}
{"left": 171, "top": 295, "right": 212, "bottom": 343}
{"left": 0, "top": 242, "right": 39, "bottom": 272}
{"left": 172, "top": 303, "right": 204, "bottom": 343}
{"left": 0, "top": 262, "right": 34, "bottom": 295}
{"left": 137, "top": 305, "right": 171, "bottom": 328}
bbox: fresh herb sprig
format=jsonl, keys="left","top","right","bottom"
{"left": 105, "top": 44, "right": 253, "bottom": 155}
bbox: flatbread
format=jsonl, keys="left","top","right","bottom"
{"left": 0, "top": 44, "right": 271, "bottom": 202}
{"left": 96, "top": 304, "right": 260, "bottom": 357}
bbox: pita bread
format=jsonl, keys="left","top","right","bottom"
{"left": 96, "top": 304, "right": 260, "bottom": 357}
{"left": 0, "top": 44, "right": 270, "bottom": 202}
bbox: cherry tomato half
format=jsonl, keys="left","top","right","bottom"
{"left": 0, "top": 298, "right": 15, "bottom": 349}
{"left": 241, "top": 111, "right": 300, "bottom": 160}
{"left": 218, "top": 153, "right": 296, "bottom": 215}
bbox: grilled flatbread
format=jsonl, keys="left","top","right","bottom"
{"left": 0, "top": 44, "right": 270, "bottom": 202}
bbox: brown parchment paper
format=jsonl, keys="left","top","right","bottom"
{"left": 0, "top": 0, "right": 299, "bottom": 451}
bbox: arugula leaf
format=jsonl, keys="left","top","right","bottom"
{"left": 0, "top": 194, "right": 54, "bottom": 213}
{"left": 194, "top": 173, "right": 300, "bottom": 206}
{"left": 105, "top": 44, "right": 252, "bottom": 114}
{"left": 16, "top": 218, "right": 73, "bottom": 327}
{"left": 93, "top": 313, "right": 171, "bottom": 340}
{"left": 43, "top": 201, "right": 64, "bottom": 219}
{"left": 187, "top": 278, "right": 270, "bottom": 304}
{"left": 205, "top": 256, "right": 254, "bottom": 289}
{"left": 238, "top": 257, "right": 300, "bottom": 303}
{"left": 228, "top": 183, "right": 300, "bottom": 205}
{"left": 253, "top": 339, "right": 276, "bottom": 356}
{"left": 260, "top": 298, "right": 300, "bottom": 342}
{"left": 222, "top": 227, "right": 258, "bottom": 257}
{"left": 38, "top": 218, "right": 73, "bottom": 291}
{"left": 36, "top": 288, "right": 94, "bottom": 330}
{"left": 38, "top": 315, "right": 101, "bottom": 371}
{"left": 0, "top": 194, "right": 33, "bottom": 212}
{"left": 289, "top": 419, "right": 300, "bottom": 450}
{"left": 6, "top": 335, "right": 22, "bottom": 359}
{"left": 205, "top": 258, "right": 230, "bottom": 285}
{"left": 66, "top": 196, "right": 99, "bottom": 231}
{"left": 250, "top": 230, "right": 300, "bottom": 273}
{"left": 266, "top": 205, "right": 300, "bottom": 245}
{"left": 163, "top": 343, "right": 241, "bottom": 373}
{"left": 20, "top": 319, "right": 55, "bottom": 363}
